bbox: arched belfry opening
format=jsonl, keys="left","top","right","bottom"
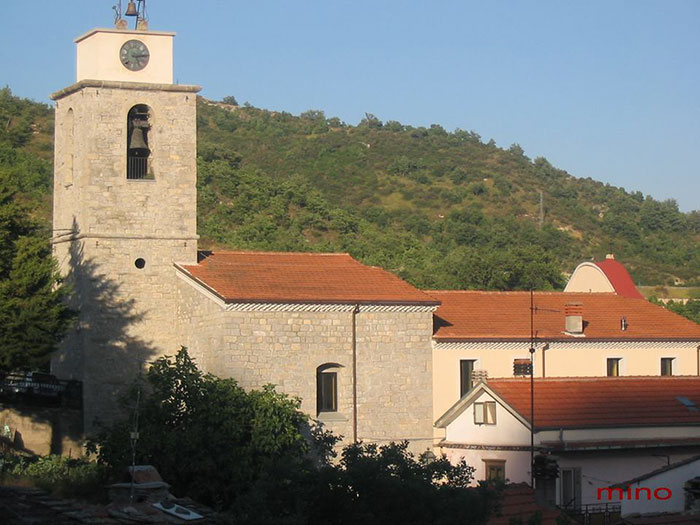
{"left": 127, "top": 104, "right": 153, "bottom": 179}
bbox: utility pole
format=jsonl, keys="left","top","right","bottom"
{"left": 530, "top": 289, "right": 536, "bottom": 489}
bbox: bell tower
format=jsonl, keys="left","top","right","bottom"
{"left": 50, "top": 5, "right": 201, "bottom": 431}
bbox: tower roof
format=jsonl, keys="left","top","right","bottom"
{"left": 593, "top": 257, "right": 644, "bottom": 299}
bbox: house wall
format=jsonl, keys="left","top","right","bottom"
{"left": 175, "top": 277, "right": 435, "bottom": 455}
{"left": 564, "top": 263, "right": 614, "bottom": 293}
{"left": 441, "top": 390, "right": 532, "bottom": 483}
{"left": 433, "top": 341, "right": 700, "bottom": 419}
{"left": 620, "top": 457, "right": 700, "bottom": 516}
{"left": 557, "top": 450, "right": 697, "bottom": 507}
{"left": 441, "top": 447, "right": 531, "bottom": 485}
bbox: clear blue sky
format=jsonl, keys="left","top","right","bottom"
{"left": 3, "top": 1, "right": 698, "bottom": 211}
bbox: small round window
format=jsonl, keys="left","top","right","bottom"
{"left": 134, "top": 258, "right": 146, "bottom": 269}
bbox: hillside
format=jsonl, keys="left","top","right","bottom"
{"left": 2, "top": 87, "right": 699, "bottom": 289}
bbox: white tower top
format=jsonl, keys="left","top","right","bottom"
{"left": 75, "top": 28, "right": 175, "bottom": 84}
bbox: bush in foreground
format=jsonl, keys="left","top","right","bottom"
{"left": 90, "top": 347, "right": 499, "bottom": 523}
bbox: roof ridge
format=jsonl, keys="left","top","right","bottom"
{"left": 200, "top": 250, "right": 353, "bottom": 257}
{"left": 488, "top": 376, "right": 700, "bottom": 382}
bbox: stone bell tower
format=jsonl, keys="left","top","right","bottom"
{"left": 50, "top": 10, "right": 200, "bottom": 431}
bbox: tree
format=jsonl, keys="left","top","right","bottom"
{"left": 221, "top": 95, "right": 238, "bottom": 106}
{"left": 232, "top": 440, "right": 500, "bottom": 524}
{"left": 91, "top": 348, "right": 500, "bottom": 522}
{"left": 89, "top": 347, "right": 310, "bottom": 508}
{"left": 0, "top": 177, "right": 73, "bottom": 372}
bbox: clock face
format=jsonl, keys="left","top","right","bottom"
{"left": 120, "top": 40, "right": 150, "bottom": 71}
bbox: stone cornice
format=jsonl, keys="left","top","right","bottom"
{"left": 51, "top": 79, "right": 202, "bottom": 100}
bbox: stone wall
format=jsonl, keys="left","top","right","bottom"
{"left": 175, "top": 277, "right": 435, "bottom": 455}
{"left": 51, "top": 82, "right": 199, "bottom": 433}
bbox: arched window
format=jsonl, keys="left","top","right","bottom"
{"left": 126, "top": 104, "right": 152, "bottom": 179}
{"left": 317, "top": 363, "right": 342, "bottom": 414}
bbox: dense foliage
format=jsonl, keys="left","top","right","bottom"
{"left": 90, "top": 348, "right": 499, "bottom": 523}
{"left": 650, "top": 298, "right": 700, "bottom": 324}
{"left": 2, "top": 87, "right": 699, "bottom": 290}
{"left": 88, "top": 347, "right": 309, "bottom": 508}
{"left": 232, "top": 440, "right": 499, "bottom": 525}
{"left": 0, "top": 183, "right": 72, "bottom": 371}
{"left": 0, "top": 454, "right": 108, "bottom": 501}
{"left": 197, "top": 100, "right": 699, "bottom": 288}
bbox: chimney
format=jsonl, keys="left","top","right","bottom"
{"left": 472, "top": 369, "right": 488, "bottom": 384}
{"left": 565, "top": 302, "right": 584, "bottom": 334}
{"left": 606, "top": 253, "right": 615, "bottom": 260}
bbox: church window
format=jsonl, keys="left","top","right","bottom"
{"left": 134, "top": 258, "right": 146, "bottom": 269}
{"left": 317, "top": 363, "right": 340, "bottom": 414}
{"left": 127, "top": 104, "right": 153, "bottom": 179}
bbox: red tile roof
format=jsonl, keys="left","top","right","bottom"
{"left": 488, "top": 483, "right": 566, "bottom": 525}
{"left": 430, "top": 291, "right": 700, "bottom": 341}
{"left": 594, "top": 258, "right": 644, "bottom": 299}
{"left": 487, "top": 377, "right": 700, "bottom": 429}
{"left": 177, "top": 251, "right": 440, "bottom": 305}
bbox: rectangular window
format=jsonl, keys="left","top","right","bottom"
{"left": 460, "top": 359, "right": 475, "bottom": 397}
{"left": 484, "top": 460, "right": 505, "bottom": 481}
{"left": 607, "top": 358, "right": 621, "bottom": 377}
{"left": 474, "top": 401, "right": 496, "bottom": 425}
{"left": 661, "top": 358, "right": 674, "bottom": 376}
{"left": 317, "top": 371, "right": 337, "bottom": 413}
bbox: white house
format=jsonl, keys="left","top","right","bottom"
{"left": 434, "top": 376, "right": 700, "bottom": 512}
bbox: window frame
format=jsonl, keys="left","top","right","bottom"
{"left": 316, "top": 364, "right": 341, "bottom": 415}
{"left": 606, "top": 357, "right": 621, "bottom": 377}
{"left": 660, "top": 357, "right": 674, "bottom": 376}
{"left": 484, "top": 459, "right": 505, "bottom": 481}
{"left": 474, "top": 401, "right": 497, "bottom": 425}
{"left": 460, "top": 359, "right": 476, "bottom": 397}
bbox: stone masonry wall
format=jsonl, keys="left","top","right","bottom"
{"left": 51, "top": 83, "right": 198, "bottom": 433}
{"left": 176, "top": 279, "right": 435, "bottom": 455}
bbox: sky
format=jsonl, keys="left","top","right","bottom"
{"left": 2, "top": 1, "right": 698, "bottom": 212}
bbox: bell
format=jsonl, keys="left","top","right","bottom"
{"left": 125, "top": 1, "right": 138, "bottom": 16}
{"left": 129, "top": 127, "right": 149, "bottom": 152}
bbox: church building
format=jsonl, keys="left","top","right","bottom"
{"left": 49, "top": 13, "right": 700, "bottom": 467}
{"left": 49, "top": 16, "right": 437, "bottom": 453}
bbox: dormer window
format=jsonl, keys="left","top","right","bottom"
{"left": 127, "top": 104, "right": 153, "bottom": 179}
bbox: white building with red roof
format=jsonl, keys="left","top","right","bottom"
{"left": 434, "top": 377, "right": 700, "bottom": 513}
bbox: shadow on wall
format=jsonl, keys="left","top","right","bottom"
{"left": 13, "top": 216, "right": 160, "bottom": 453}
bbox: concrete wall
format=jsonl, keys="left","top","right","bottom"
{"left": 558, "top": 450, "right": 697, "bottom": 507}
{"left": 621, "top": 457, "right": 700, "bottom": 516}
{"left": 76, "top": 29, "right": 174, "bottom": 84}
{"left": 175, "top": 277, "right": 435, "bottom": 455}
{"left": 0, "top": 406, "right": 83, "bottom": 456}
